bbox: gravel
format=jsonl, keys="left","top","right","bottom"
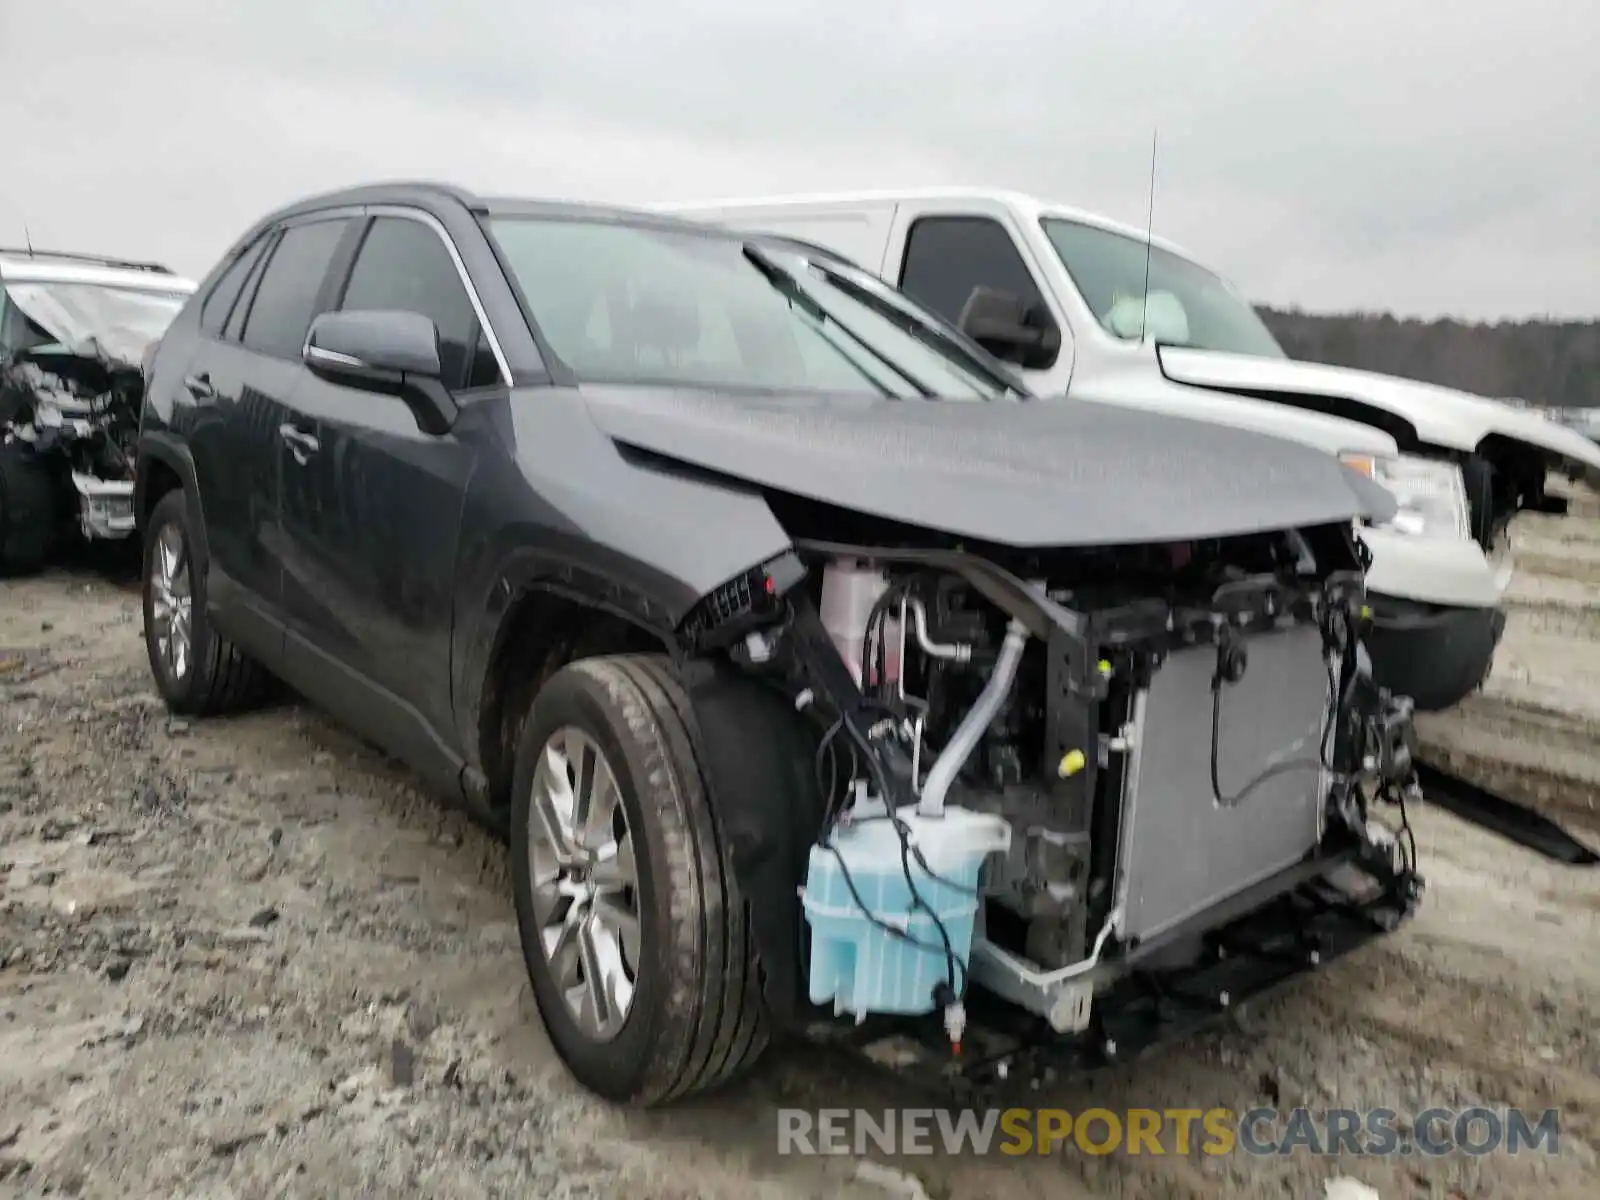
{"left": 3, "top": 492, "right": 1598, "bottom": 1199}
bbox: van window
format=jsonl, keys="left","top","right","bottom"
{"left": 898, "top": 216, "right": 1048, "bottom": 326}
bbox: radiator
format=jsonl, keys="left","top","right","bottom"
{"left": 1113, "top": 623, "right": 1331, "bottom": 944}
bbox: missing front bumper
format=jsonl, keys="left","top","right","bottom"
{"left": 808, "top": 849, "right": 1422, "bottom": 1098}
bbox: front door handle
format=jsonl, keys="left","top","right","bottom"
{"left": 278, "top": 423, "right": 320, "bottom": 465}
{"left": 183, "top": 373, "right": 214, "bottom": 399}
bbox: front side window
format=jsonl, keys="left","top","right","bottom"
{"left": 337, "top": 216, "right": 500, "bottom": 389}
{"left": 488, "top": 217, "right": 1024, "bottom": 400}
{"left": 239, "top": 218, "right": 350, "bottom": 359}
{"left": 898, "top": 215, "right": 1049, "bottom": 327}
{"left": 1040, "top": 218, "right": 1285, "bottom": 358}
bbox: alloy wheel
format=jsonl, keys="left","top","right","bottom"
{"left": 149, "top": 523, "right": 193, "bottom": 682}
{"left": 526, "top": 726, "right": 642, "bottom": 1041}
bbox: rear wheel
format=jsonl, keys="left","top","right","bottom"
{"left": 509, "top": 654, "right": 767, "bottom": 1105}
{"left": 141, "top": 489, "right": 269, "bottom": 715}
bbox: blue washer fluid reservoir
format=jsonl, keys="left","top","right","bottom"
{"left": 801, "top": 804, "right": 1011, "bottom": 1020}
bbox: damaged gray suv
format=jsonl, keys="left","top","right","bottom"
{"left": 136, "top": 182, "right": 1559, "bottom": 1106}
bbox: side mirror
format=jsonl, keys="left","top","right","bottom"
{"left": 956, "top": 286, "right": 1062, "bottom": 370}
{"left": 302, "top": 309, "right": 458, "bottom": 435}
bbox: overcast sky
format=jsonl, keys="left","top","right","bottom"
{"left": 4, "top": 1, "right": 1595, "bottom": 320}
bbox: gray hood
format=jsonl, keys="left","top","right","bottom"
{"left": 580, "top": 386, "right": 1396, "bottom": 547}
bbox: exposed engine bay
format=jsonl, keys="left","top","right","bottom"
{"left": 1, "top": 356, "right": 144, "bottom": 540}
{"left": 680, "top": 513, "right": 1424, "bottom": 1088}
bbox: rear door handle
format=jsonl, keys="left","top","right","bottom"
{"left": 278, "top": 423, "right": 320, "bottom": 465}
{"left": 183, "top": 373, "right": 214, "bottom": 399}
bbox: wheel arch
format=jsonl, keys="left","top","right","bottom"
{"left": 135, "top": 434, "right": 209, "bottom": 573}
{"left": 465, "top": 565, "right": 678, "bottom": 818}
{"left": 463, "top": 544, "right": 824, "bottom": 1021}
{"left": 1468, "top": 434, "right": 1557, "bottom": 546}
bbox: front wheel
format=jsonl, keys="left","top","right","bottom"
{"left": 1364, "top": 594, "right": 1506, "bottom": 712}
{"left": 509, "top": 654, "right": 767, "bottom": 1105}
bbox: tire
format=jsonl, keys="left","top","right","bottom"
{"left": 509, "top": 654, "right": 768, "bottom": 1105}
{"left": 1365, "top": 595, "right": 1505, "bottom": 713}
{"left": 0, "top": 439, "right": 62, "bottom": 575}
{"left": 141, "top": 489, "right": 269, "bottom": 715}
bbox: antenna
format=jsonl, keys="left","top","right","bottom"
{"left": 1138, "top": 129, "right": 1157, "bottom": 344}
{"left": 24, "top": 225, "right": 34, "bottom": 256}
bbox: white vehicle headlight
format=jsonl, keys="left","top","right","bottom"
{"left": 1339, "top": 452, "right": 1471, "bottom": 541}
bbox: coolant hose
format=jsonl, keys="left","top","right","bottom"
{"left": 917, "top": 617, "right": 1029, "bottom": 818}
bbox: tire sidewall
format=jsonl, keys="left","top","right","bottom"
{"left": 509, "top": 664, "right": 678, "bottom": 1101}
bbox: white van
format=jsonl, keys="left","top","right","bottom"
{"left": 652, "top": 189, "right": 1600, "bottom": 710}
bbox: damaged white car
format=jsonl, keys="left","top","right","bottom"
{"left": 0, "top": 247, "right": 195, "bottom": 571}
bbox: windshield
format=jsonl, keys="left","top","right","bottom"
{"left": 1040, "top": 219, "right": 1286, "bottom": 359}
{"left": 487, "top": 217, "right": 1025, "bottom": 400}
{"left": 2, "top": 281, "right": 189, "bottom": 367}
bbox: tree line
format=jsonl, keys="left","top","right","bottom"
{"left": 1254, "top": 308, "right": 1600, "bottom": 409}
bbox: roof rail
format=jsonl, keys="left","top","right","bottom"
{"left": 0, "top": 247, "right": 174, "bottom": 274}
{"left": 271, "top": 179, "right": 489, "bottom": 220}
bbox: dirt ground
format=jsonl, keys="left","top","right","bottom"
{"left": 3, "top": 491, "right": 1598, "bottom": 1200}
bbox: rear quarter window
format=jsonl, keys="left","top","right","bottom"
{"left": 199, "top": 236, "right": 270, "bottom": 337}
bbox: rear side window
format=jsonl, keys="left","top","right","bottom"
{"left": 239, "top": 218, "right": 350, "bottom": 359}
{"left": 899, "top": 216, "right": 1047, "bottom": 325}
{"left": 199, "top": 236, "right": 269, "bottom": 336}
{"left": 223, "top": 232, "right": 275, "bottom": 343}
{"left": 337, "top": 216, "right": 499, "bottom": 390}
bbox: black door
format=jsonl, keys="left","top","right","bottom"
{"left": 176, "top": 217, "right": 351, "bottom": 657}
{"left": 276, "top": 212, "right": 503, "bottom": 782}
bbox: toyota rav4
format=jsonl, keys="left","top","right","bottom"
{"left": 134, "top": 182, "right": 1590, "bottom": 1106}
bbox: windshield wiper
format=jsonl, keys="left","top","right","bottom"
{"left": 740, "top": 243, "right": 935, "bottom": 398}
{"left": 801, "top": 259, "right": 1028, "bottom": 399}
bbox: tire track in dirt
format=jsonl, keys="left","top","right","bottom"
{"left": 1415, "top": 483, "right": 1600, "bottom": 836}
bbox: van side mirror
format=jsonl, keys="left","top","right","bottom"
{"left": 302, "top": 309, "right": 458, "bottom": 435}
{"left": 957, "top": 286, "right": 1061, "bottom": 370}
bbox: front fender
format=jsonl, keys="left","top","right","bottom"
{"left": 682, "top": 660, "right": 824, "bottom": 1022}
{"left": 446, "top": 390, "right": 796, "bottom": 777}
{"left": 134, "top": 432, "right": 209, "bottom": 574}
